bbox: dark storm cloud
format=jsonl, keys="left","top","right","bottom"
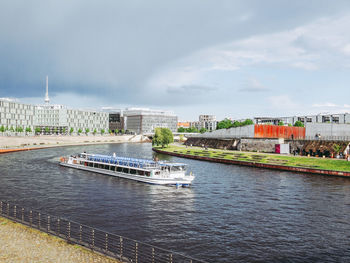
{"left": 0, "top": 0, "right": 349, "bottom": 105}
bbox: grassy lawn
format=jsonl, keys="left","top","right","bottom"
{"left": 154, "top": 145, "right": 350, "bottom": 172}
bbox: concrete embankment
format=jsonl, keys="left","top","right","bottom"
{"left": 153, "top": 147, "right": 350, "bottom": 178}
{"left": 0, "top": 216, "right": 120, "bottom": 263}
{"left": 0, "top": 135, "right": 147, "bottom": 154}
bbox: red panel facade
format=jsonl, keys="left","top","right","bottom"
{"left": 254, "top": 124, "right": 305, "bottom": 139}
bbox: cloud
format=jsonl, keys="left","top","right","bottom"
{"left": 267, "top": 95, "right": 298, "bottom": 110}
{"left": 167, "top": 85, "right": 215, "bottom": 94}
{"left": 239, "top": 78, "right": 269, "bottom": 92}
{"left": 312, "top": 102, "right": 338, "bottom": 107}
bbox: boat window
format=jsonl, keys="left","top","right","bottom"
{"left": 111, "top": 166, "right": 116, "bottom": 171}
{"left": 122, "top": 168, "right": 129, "bottom": 173}
{"left": 138, "top": 170, "right": 145, "bottom": 176}
{"left": 130, "top": 169, "right": 136, "bottom": 175}
{"left": 155, "top": 171, "right": 160, "bottom": 175}
{"left": 105, "top": 165, "right": 110, "bottom": 170}
{"left": 171, "top": 165, "right": 185, "bottom": 172}
{"left": 98, "top": 164, "right": 104, "bottom": 169}
{"left": 117, "top": 167, "right": 122, "bottom": 172}
{"left": 89, "top": 162, "right": 93, "bottom": 167}
{"left": 145, "top": 171, "right": 150, "bottom": 177}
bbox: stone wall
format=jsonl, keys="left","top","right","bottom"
{"left": 184, "top": 137, "right": 239, "bottom": 150}
{"left": 238, "top": 138, "right": 281, "bottom": 153}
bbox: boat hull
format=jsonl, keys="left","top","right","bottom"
{"left": 59, "top": 162, "right": 193, "bottom": 186}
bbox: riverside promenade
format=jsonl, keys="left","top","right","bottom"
{"left": 153, "top": 144, "right": 350, "bottom": 178}
{"left": 0, "top": 134, "right": 145, "bottom": 154}
{"left": 0, "top": 216, "right": 120, "bottom": 263}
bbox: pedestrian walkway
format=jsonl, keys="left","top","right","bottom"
{"left": 0, "top": 217, "right": 120, "bottom": 263}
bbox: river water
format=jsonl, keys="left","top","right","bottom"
{"left": 0, "top": 143, "right": 350, "bottom": 262}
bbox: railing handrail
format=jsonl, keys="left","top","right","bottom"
{"left": 0, "top": 200, "right": 207, "bottom": 263}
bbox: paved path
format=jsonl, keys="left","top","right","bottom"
{"left": 0, "top": 217, "right": 120, "bottom": 263}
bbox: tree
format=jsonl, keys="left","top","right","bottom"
{"left": 109, "top": 129, "right": 112, "bottom": 134}
{"left": 186, "top": 127, "right": 199, "bottom": 133}
{"left": 85, "top": 128, "right": 90, "bottom": 135}
{"left": 160, "top": 128, "right": 174, "bottom": 147}
{"left": 78, "top": 128, "right": 82, "bottom": 135}
{"left": 93, "top": 128, "right": 97, "bottom": 135}
{"left": 0, "top": 125, "right": 4, "bottom": 132}
{"left": 278, "top": 121, "right": 284, "bottom": 126}
{"left": 25, "top": 127, "right": 32, "bottom": 133}
{"left": 199, "top": 127, "right": 207, "bottom": 134}
{"left": 177, "top": 127, "right": 185, "bottom": 133}
{"left": 152, "top": 128, "right": 163, "bottom": 146}
{"left": 69, "top": 127, "right": 74, "bottom": 135}
{"left": 35, "top": 127, "right": 41, "bottom": 134}
{"left": 242, "top": 119, "right": 254, "bottom": 126}
{"left": 121, "top": 129, "right": 125, "bottom": 134}
{"left": 62, "top": 127, "right": 66, "bottom": 134}
{"left": 101, "top": 129, "right": 105, "bottom": 135}
{"left": 294, "top": 121, "right": 304, "bottom": 127}
{"left": 10, "top": 126, "right": 14, "bottom": 132}
{"left": 45, "top": 127, "right": 50, "bottom": 134}
{"left": 54, "top": 127, "right": 58, "bottom": 134}
{"left": 217, "top": 119, "right": 233, "bottom": 129}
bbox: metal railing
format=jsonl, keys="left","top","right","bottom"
{"left": 294, "top": 136, "right": 350, "bottom": 141}
{"left": 0, "top": 201, "right": 206, "bottom": 263}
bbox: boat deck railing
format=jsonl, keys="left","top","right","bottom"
{"left": 80, "top": 154, "right": 178, "bottom": 170}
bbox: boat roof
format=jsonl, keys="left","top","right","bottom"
{"left": 81, "top": 153, "right": 186, "bottom": 168}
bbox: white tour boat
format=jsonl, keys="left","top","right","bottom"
{"left": 59, "top": 153, "right": 195, "bottom": 186}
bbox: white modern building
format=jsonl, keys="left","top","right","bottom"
{"left": 123, "top": 108, "right": 178, "bottom": 134}
{"left": 0, "top": 76, "right": 109, "bottom": 135}
{"left": 0, "top": 99, "right": 35, "bottom": 130}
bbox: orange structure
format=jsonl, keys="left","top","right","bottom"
{"left": 254, "top": 124, "right": 305, "bottom": 139}
{"left": 177, "top": 122, "right": 190, "bottom": 128}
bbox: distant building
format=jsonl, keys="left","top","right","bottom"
{"left": 124, "top": 108, "right": 178, "bottom": 134}
{"left": 0, "top": 99, "right": 35, "bottom": 130}
{"left": 255, "top": 113, "right": 350, "bottom": 126}
{"left": 191, "top": 115, "right": 217, "bottom": 131}
{"left": 35, "top": 104, "right": 108, "bottom": 134}
{"left": 0, "top": 77, "right": 109, "bottom": 135}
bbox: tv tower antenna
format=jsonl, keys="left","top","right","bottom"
{"left": 45, "top": 75, "right": 50, "bottom": 104}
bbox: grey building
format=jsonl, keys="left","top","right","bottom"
{"left": 123, "top": 108, "right": 178, "bottom": 134}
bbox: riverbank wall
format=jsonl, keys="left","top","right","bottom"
{"left": 153, "top": 147, "right": 350, "bottom": 178}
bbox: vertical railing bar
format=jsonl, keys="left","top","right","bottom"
{"left": 120, "top": 237, "right": 123, "bottom": 260}
{"left": 92, "top": 229, "right": 95, "bottom": 250}
{"left": 135, "top": 242, "right": 138, "bottom": 263}
{"left": 21, "top": 208, "right": 24, "bottom": 222}
{"left": 57, "top": 218, "right": 60, "bottom": 236}
{"left": 29, "top": 210, "right": 32, "bottom": 227}
{"left": 14, "top": 205, "right": 16, "bottom": 219}
{"left": 47, "top": 215, "right": 50, "bottom": 233}
{"left": 38, "top": 213, "right": 41, "bottom": 229}
{"left": 79, "top": 225, "right": 82, "bottom": 243}
{"left": 68, "top": 221, "right": 71, "bottom": 242}
{"left": 105, "top": 233, "right": 108, "bottom": 252}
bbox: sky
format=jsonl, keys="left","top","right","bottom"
{"left": 1, "top": 0, "right": 350, "bottom": 121}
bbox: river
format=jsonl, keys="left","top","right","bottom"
{"left": 0, "top": 143, "right": 350, "bottom": 262}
